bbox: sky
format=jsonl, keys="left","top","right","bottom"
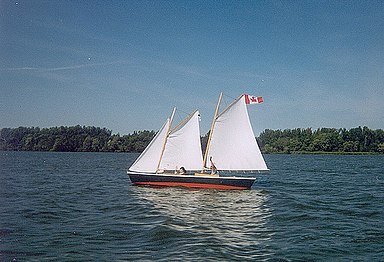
{"left": 1, "top": 0, "right": 383, "bottom": 135}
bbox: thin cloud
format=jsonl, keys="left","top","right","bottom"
{"left": 0, "top": 61, "right": 126, "bottom": 72}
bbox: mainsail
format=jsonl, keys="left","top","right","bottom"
{"left": 205, "top": 94, "right": 269, "bottom": 171}
{"left": 129, "top": 109, "right": 203, "bottom": 173}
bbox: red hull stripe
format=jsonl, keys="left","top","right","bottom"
{"left": 134, "top": 181, "right": 248, "bottom": 190}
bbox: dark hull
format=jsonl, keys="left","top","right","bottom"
{"left": 127, "top": 172, "right": 255, "bottom": 190}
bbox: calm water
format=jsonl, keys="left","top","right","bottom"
{"left": 0, "top": 152, "right": 383, "bottom": 261}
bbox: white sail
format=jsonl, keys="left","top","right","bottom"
{"left": 160, "top": 111, "right": 203, "bottom": 171}
{"left": 206, "top": 95, "right": 268, "bottom": 171}
{"left": 129, "top": 118, "right": 171, "bottom": 173}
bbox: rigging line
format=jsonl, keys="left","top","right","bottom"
{"left": 222, "top": 93, "right": 237, "bottom": 101}
{"left": 216, "top": 94, "right": 243, "bottom": 119}
{"left": 177, "top": 108, "right": 192, "bottom": 116}
{"left": 173, "top": 107, "right": 193, "bottom": 128}
{"left": 220, "top": 93, "right": 237, "bottom": 111}
{"left": 174, "top": 113, "right": 183, "bottom": 129}
{"left": 169, "top": 110, "right": 198, "bottom": 134}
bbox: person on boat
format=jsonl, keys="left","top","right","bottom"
{"left": 210, "top": 157, "right": 217, "bottom": 175}
{"left": 175, "top": 166, "right": 187, "bottom": 175}
{"left": 179, "top": 166, "right": 187, "bottom": 175}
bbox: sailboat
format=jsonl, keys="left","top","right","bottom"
{"left": 127, "top": 93, "right": 269, "bottom": 190}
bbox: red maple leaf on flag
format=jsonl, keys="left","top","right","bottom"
{"left": 245, "top": 94, "right": 264, "bottom": 104}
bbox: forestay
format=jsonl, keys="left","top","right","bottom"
{"left": 205, "top": 95, "right": 269, "bottom": 171}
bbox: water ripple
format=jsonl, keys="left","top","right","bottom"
{"left": 1, "top": 152, "right": 384, "bottom": 261}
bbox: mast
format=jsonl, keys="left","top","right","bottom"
{"left": 156, "top": 107, "right": 176, "bottom": 173}
{"left": 202, "top": 92, "right": 222, "bottom": 171}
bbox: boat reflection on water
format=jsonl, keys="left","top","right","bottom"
{"left": 128, "top": 185, "right": 273, "bottom": 260}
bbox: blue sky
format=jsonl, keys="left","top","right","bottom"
{"left": 1, "top": 1, "right": 383, "bottom": 135}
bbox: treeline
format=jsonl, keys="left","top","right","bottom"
{"left": 1, "top": 125, "right": 384, "bottom": 154}
{"left": 258, "top": 127, "right": 384, "bottom": 154}
{"left": 0, "top": 126, "right": 155, "bottom": 152}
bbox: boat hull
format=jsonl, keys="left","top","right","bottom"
{"left": 127, "top": 171, "right": 255, "bottom": 190}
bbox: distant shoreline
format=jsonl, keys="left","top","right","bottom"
{"left": 1, "top": 150, "right": 382, "bottom": 156}
{"left": 1, "top": 125, "right": 384, "bottom": 154}
{"left": 265, "top": 151, "right": 383, "bottom": 155}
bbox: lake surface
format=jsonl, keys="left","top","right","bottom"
{"left": 0, "top": 152, "right": 383, "bottom": 261}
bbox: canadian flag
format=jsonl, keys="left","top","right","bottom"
{"left": 244, "top": 94, "right": 264, "bottom": 104}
